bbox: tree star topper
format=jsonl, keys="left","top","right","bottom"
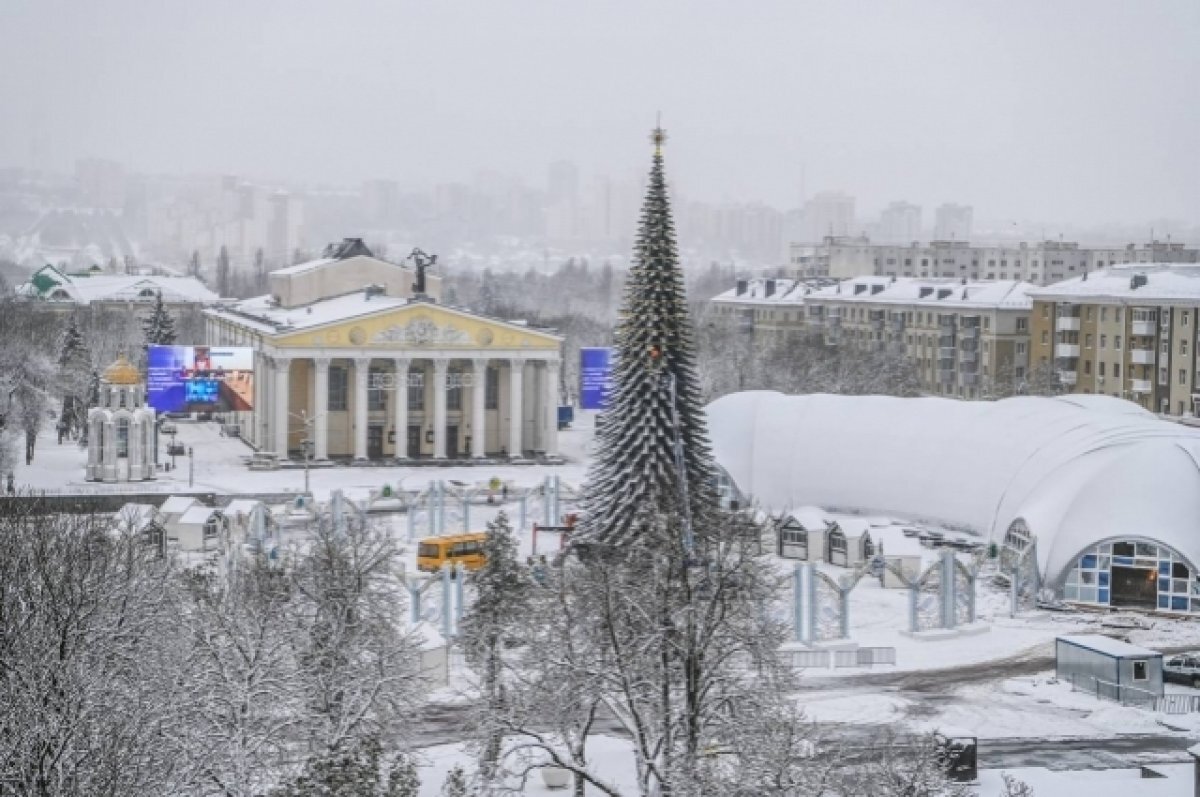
{"left": 651, "top": 123, "right": 668, "bottom": 155}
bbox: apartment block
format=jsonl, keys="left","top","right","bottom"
{"left": 1029, "top": 264, "right": 1200, "bottom": 417}
{"left": 787, "top": 237, "right": 1198, "bottom": 286}
{"left": 709, "top": 277, "right": 811, "bottom": 340}
{"left": 803, "top": 277, "right": 1034, "bottom": 398}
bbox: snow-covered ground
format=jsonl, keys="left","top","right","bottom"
{"left": 12, "top": 411, "right": 596, "bottom": 496}
{"left": 20, "top": 407, "right": 1200, "bottom": 786}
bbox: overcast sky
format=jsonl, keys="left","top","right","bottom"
{"left": 1, "top": 0, "right": 1197, "bottom": 226}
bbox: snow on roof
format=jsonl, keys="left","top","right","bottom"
{"left": 17, "top": 267, "right": 219, "bottom": 304}
{"left": 268, "top": 257, "right": 337, "bottom": 276}
{"left": 712, "top": 278, "right": 808, "bottom": 305}
{"left": 1029, "top": 263, "right": 1200, "bottom": 304}
{"left": 784, "top": 506, "right": 831, "bottom": 530}
{"left": 177, "top": 505, "right": 220, "bottom": 525}
{"left": 1057, "top": 634, "right": 1160, "bottom": 658}
{"left": 706, "top": 391, "right": 1200, "bottom": 582}
{"left": 836, "top": 517, "right": 871, "bottom": 539}
{"left": 807, "top": 277, "right": 1035, "bottom": 310}
{"left": 160, "top": 496, "right": 198, "bottom": 515}
{"left": 209, "top": 290, "right": 410, "bottom": 333}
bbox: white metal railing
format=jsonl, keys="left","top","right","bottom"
{"left": 1067, "top": 673, "right": 1158, "bottom": 708}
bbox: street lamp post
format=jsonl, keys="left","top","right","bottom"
{"left": 188, "top": 446, "right": 194, "bottom": 488}
{"left": 290, "top": 410, "right": 324, "bottom": 497}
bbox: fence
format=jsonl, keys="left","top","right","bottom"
{"left": 1155, "top": 694, "right": 1200, "bottom": 714}
{"left": 1067, "top": 673, "right": 1158, "bottom": 708}
{"left": 788, "top": 646, "right": 896, "bottom": 670}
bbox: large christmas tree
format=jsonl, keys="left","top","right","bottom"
{"left": 578, "top": 127, "right": 717, "bottom": 548}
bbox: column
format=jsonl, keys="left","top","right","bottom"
{"left": 393, "top": 357, "right": 410, "bottom": 459}
{"left": 353, "top": 356, "right": 370, "bottom": 460}
{"left": 273, "top": 356, "right": 291, "bottom": 457}
{"left": 508, "top": 357, "right": 525, "bottom": 458}
{"left": 432, "top": 358, "right": 449, "bottom": 459}
{"left": 104, "top": 420, "right": 116, "bottom": 480}
{"left": 543, "top": 359, "right": 560, "bottom": 457}
{"left": 471, "top": 358, "right": 487, "bottom": 458}
{"left": 312, "top": 357, "right": 331, "bottom": 460}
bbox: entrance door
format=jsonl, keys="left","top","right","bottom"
{"left": 446, "top": 425, "right": 459, "bottom": 459}
{"left": 367, "top": 425, "right": 384, "bottom": 459}
{"left": 1110, "top": 566, "right": 1158, "bottom": 608}
{"left": 407, "top": 425, "right": 422, "bottom": 459}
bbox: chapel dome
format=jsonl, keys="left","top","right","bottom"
{"left": 102, "top": 354, "right": 141, "bottom": 385}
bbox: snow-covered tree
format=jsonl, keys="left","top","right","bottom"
{"left": 440, "top": 765, "right": 473, "bottom": 797}
{"left": 142, "top": 291, "right": 177, "bottom": 350}
{"left": 577, "top": 128, "right": 717, "bottom": 547}
{"left": 459, "top": 511, "right": 531, "bottom": 784}
{"left": 56, "top": 314, "right": 92, "bottom": 439}
{"left": 188, "top": 249, "right": 201, "bottom": 278}
{"left": 289, "top": 512, "right": 423, "bottom": 762}
{"left": 0, "top": 509, "right": 187, "bottom": 796}
{"left": 181, "top": 559, "right": 304, "bottom": 796}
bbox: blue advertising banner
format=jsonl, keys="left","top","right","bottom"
{"left": 147, "top": 345, "right": 255, "bottom": 413}
{"left": 579, "top": 347, "right": 615, "bottom": 410}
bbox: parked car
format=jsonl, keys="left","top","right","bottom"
{"left": 1164, "top": 654, "right": 1200, "bottom": 688}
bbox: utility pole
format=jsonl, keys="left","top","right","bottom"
{"left": 188, "top": 446, "right": 194, "bottom": 488}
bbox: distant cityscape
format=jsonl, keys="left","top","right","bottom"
{"left": 0, "top": 158, "right": 1196, "bottom": 283}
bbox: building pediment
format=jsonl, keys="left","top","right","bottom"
{"left": 272, "top": 303, "right": 560, "bottom": 352}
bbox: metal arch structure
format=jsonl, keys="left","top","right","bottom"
{"left": 404, "top": 562, "right": 468, "bottom": 640}
{"left": 792, "top": 551, "right": 981, "bottom": 644}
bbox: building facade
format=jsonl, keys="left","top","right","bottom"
{"left": 787, "top": 237, "right": 1199, "bottom": 285}
{"left": 803, "top": 277, "right": 1034, "bottom": 399}
{"left": 1029, "top": 264, "right": 1200, "bottom": 417}
{"left": 205, "top": 243, "right": 563, "bottom": 461}
{"left": 709, "top": 276, "right": 1035, "bottom": 399}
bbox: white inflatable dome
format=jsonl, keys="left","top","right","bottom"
{"left": 705, "top": 391, "right": 1200, "bottom": 584}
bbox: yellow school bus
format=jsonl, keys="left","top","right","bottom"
{"left": 416, "top": 532, "right": 487, "bottom": 573}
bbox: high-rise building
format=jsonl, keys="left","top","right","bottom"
{"left": 800, "top": 191, "right": 855, "bottom": 243}
{"left": 361, "top": 179, "right": 400, "bottom": 227}
{"left": 879, "top": 201, "right": 922, "bottom": 243}
{"left": 934, "top": 203, "right": 974, "bottom": 241}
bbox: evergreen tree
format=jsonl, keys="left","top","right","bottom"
{"left": 56, "top": 315, "right": 92, "bottom": 439}
{"left": 460, "top": 511, "right": 529, "bottom": 784}
{"left": 216, "top": 245, "right": 231, "bottom": 297}
{"left": 577, "top": 127, "right": 717, "bottom": 547}
{"left": 439, "top": 766, "right": 472, "bottom": 797}
{"left": 188, "top": 249, "right": 201, "bottom": 278}
{"left": 142, "top": 291, "right": 177, "bottom": 349}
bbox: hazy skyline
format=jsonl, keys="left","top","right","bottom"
{"left": 2, "top": 0, "right": 1198, "bottom": 227}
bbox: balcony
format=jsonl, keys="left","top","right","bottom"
{"left": 961, "top": 372, "right": 979, "bottom": 386}
{"left": 1058, "top": 370, "right": 1078, "bottom": 385}
{"left": 961, "top": 325, "right": 980, "bottom": 339}
{"left": 938, "top": 368, "right": 955, "bottom": 384}
{"left": 1132, "top": 320, "right": 1156, "bottom": 336}
{"left": 960, "top": 349, "right": 977, "bottom": 363}
{"left": 938, "top": 335, "right": 956, "bottom": 348}
{"left": 1130, "top": 348, "right": 1155, "bottom": 365}
{"left": 1056, "top": 317, "right": 1081, "bottom": 332}
{"left": 938, "top": 347, "right": 958, "bottom": 360}
{"left": 1129, "top": 378, "right": 1153, "bottom": 394}
{"left": 1055, "top": 343, "right": 1080, "bottom": 358}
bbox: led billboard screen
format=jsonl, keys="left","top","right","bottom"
{"left": 147, "top": 345, "right": 255, "bottom": 413}
{"left": 579, "top": 347, "right": 616, "bottom": 410}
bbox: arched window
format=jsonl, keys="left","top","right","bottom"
{"left": 138, "top": 288, "right": 156, "bottom": 298}
{"left": 119, "top": 390, "right": 127, "bottom": 408}
{"left": 116, "top": 419, "right": 130, "bottom": 458}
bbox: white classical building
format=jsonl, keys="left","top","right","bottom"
{"left": 204, "top": 241, "right": 564, "bottom": 461}
{"left": 86, "top": 355, "right": 157, "bottom": 482}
